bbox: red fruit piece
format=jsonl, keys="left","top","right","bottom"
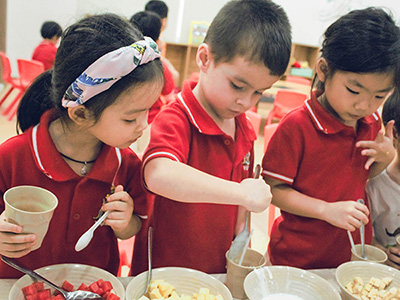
{"left": 25, "top": 294, "right": 38, "bottom": 300}
{"left": 106, "top": 293, "right": 120, "bottom": 300}
{"left": 100, "top": 281, "right": 113, "bottom": 293}
{"left": 50, "top": 295, "right": 64, "bottom": 300}
{"left": 77, "top": 282, "right": 90, "bottom": 291}
{"left": 61, "top": 280, "right": 74, "bottom": 292}
{"left": 22, "top": 283, "right": 37, "bottom": 296}
{"left": 36, "top": 289, "right": 51, "bottom": 300}
{"left": 35, "top": 282, "right": 45, "bottom": 292}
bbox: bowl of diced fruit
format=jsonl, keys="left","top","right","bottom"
{"left": 9, "top": 263, "right": 124, "bottom": 300}
{"left": 336, "top": 261, "right": 400, "bottom": 300}
{"left": 125, "top": 267, "right": 232, "bottom": 300}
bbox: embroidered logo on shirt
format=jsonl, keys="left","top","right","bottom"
{"left": 243, "top": 152, "right": 250, "bottom": 171}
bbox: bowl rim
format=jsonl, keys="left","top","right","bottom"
{"left": 125, "top": 266, "right": 233, "bottom": 300}
{"left": 9, "top": 263, "right": 125, "bottom": 300}
{"left": 335, "top": 261, "right": 400, "bottom": 299}
{"left": 244, "top": 265, "right": 341, "bottom": 300}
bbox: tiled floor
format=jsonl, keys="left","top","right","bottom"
{"left": 0, "top": 85, "right": 274, "bottom": 257}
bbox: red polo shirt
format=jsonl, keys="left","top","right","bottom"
{"left": 0, "top": 110, "right": 147, "bottom": 278}
{"left": 32, "top": 41, "right": 57, "bottom": 70}
{"left": 262, "top": 90, "right": 378, "bottom": 269}
{"left": 131, "top": 81, "right": 257, "bottom": 275}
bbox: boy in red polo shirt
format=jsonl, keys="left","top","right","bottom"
{"left": 131, "top": 0, "right": 292, "bottom": 275}
{"left": 32, "top": 21, "right": 62, "bottom": 70}
{"left": 262, "top": 7, "right": 400, "bottom": 269}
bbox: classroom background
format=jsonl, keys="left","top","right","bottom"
{"left": 0, "top": 0, "right": 400, "bottom": 264}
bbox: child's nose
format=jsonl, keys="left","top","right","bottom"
{"left": 354, "top": 97, "right": 371, "bottom": 111}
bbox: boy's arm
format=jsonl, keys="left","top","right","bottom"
{"left": 265, "top": 177, "right": 369, "bottom": 231}
{"left": 144, "top": 157, "right": 271, "bottom": 213}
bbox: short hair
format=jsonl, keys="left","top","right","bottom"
{"left": 40, "top": 21, "right": 62, "bottom": 39}
{"left": 145, "top": 0, "right": 168, "bottom": 19}
{"left": 316, "top": 7, "right": 400, "bottom": 89}
{"left": 130, "top": 11, "right": 162, "bottom": 42}
{"left": 204, "top": 0, "right": 291, "bottom": 76}
{"left": 382, "top": 90, "right": 400, "bottom": 133}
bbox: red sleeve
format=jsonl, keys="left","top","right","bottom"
{"left": 143, "top": 103, "right": 191, "bottom": 166}
{"left": 261, "top": 116, "right": 304, "bottom": 185}
{"left": 161, "top": 61, "right": 175, "bottom": 96}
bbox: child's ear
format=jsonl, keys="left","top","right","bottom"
{"left": 67, "top": 106, "right": 93, "bottom": 126}
{"left": 196, "top": 43, "right": 212, "bottom": 72}
{"left": 315, "top": 57, "right": 329, "bottom": 83}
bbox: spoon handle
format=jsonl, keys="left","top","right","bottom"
{"left": 357, "top": 199, "right": 366, "bottom": 258}
{"left": 144, "top": 226, "right": 153, "bottom": 296}
{"left": 89, "top": 210, "right": 110, "bottom": 232}
{"left": 1, "top": 256, "right": 66, "bottom": 295}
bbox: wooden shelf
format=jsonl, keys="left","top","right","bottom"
{"left": 164, "top": 42, "right": 320, "bottom": 86}
{"left": 165, "top": 43, "right": 199, "bottom": 88}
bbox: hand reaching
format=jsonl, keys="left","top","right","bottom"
{"left": 101, "top": 185, "right": 134, "bottom": 233}
{"left": 386, "top": 245, "right": 400, "bottom": 269}
{"left": 0, "top": 211, "right": 36, "bottom": 258}
{"left": 323, "top": 200, "right": 369, "bottom": 231}
{"left": 356, "top": 120, "right": 395, "bottom": 170}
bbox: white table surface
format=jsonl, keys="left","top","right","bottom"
{"left": 0, "top": 269, "right": 342, "bottom": 300}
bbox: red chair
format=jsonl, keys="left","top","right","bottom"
{"left": 0, "top": 52, "right": 21, "bottom": 109}
{"left": 265, "top": 90, "right": 307, "bottom": 125}
{"left": 263, "top": 123, "right": 280, "bottom": 236}
{"left": 245, "top": 110, "right": 262, "bottom": 136}
{"left": 2, "top": 59, "right": 44, "bottom": 120}
{"left": 285, "top": 75, "right": 312, "bottom": 86}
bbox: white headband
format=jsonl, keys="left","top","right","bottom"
{"left": 62, "top": 37, "right": 160, "bottom": 107}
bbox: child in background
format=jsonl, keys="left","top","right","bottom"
{"left": 367, "top": 90, "right": 400, "bottom": 269}
{"left": 0, "top": 13, "right": 164, "bottom": 278}
{"left": 32, "top": 21, "right": 62, "bottom": 70}
{"left": 131, "top": 0, "right": 292, "bottom": 275}
{"left": 130, "top": 11, "right": 176, "bottom": 124}
{"left": 262, "top": 7, "right": 399, "bottom": 269}
{"left": 145, "top": 0, "right": 179, "bottom": 86}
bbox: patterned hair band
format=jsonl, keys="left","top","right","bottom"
{"left": 61, "top": 37, "right": 160, "bottom": 107}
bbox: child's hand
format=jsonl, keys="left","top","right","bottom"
{"left": 0, "top": 211, "right": 36, "bottom": 258}
{"left": 324, "top": 200, "right": 369, "bottom": 231}
{"left": 386, "top": 245, "right": 400, "bottom": 269}
{"left": 356, "top": 120, "right": 395, "bottom": 170}
{"left": 239, "top": 178, "right": 272, "bottom": 213}
{"left": 101, "top": 185, "right": 134, "bottom": 233}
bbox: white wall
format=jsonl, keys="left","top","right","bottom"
{"left": 6, "top": 0, "right": 400, "bottom": 74}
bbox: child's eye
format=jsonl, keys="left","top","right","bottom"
{"left": 124, "top": 119, "right": 137, "bottom": 124}
{"left": 254, "top": 91, "right": 263, "bottom": 96}
{"left": 346, "top": 87, "right": 359, "bottom": 95}
{"left": 375, "top": 95, "right": 385, "bottom": 99}
{"left": 231, "top": 82, "right": 243, "bottom": 90}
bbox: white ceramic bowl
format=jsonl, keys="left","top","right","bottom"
{"left": 125, "top": 267, "right": 232, "bottom": 300}
{"left": 244, "top": 266, "right": 341, "bottom": 300}
{"left": 336, "top": 261, "right": 400, "bottom": 300}
{"left": 9, "top": 263, "right": 124, "bottom": 300}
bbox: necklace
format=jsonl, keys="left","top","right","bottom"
{"left": 59, "top": 152, "right": 96, "bottom": 176}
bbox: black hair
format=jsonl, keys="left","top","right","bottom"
{"left": 314, "top": 7, "right": 400, "bottom": 90}
{"left": 203, "top": 0, "right": 291, "bottom": 76}
{"left": 40, "top": 21, "right": 62, "bottom": 39}
{"left": 382, "top": 90, "right": 400, "bottom": 133}
{"left": 145, "top": 0, "right": 168, "bottom": 19}
{"left": 130, "top": 11, "right": 162, "bottom": 42}
{"left": 17, "top": 13, "right": 164, "bottom": 132}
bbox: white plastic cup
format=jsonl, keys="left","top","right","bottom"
{"left": 4, "top": 186, "right": 58, "bottom": 250}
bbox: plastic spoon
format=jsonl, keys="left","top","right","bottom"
{"left": 1, "top": 256, "right": 103, "bottom": 300}
{"left": 227, "top": 165, "right": 261, "bottom": 260}
{"left": 357, "top": 199, "right": 366, "bottom": 259}
{"left": 75, "top": 210, "right": 109, "bottom": 252}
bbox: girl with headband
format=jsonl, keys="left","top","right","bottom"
{"left": 0, "top": 13, "right": 164, "bottom": 278}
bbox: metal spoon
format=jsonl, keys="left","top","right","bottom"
{"left": 1, "top": 256, "right": 103, "bottom": 300}
{"left": 75, "top": 211, "right": 109, "bottom": 252}
{"left": 357, "top": 199, "right": 366, "bottom": 259}
{"left": 142, "top": 226, "right": 153, "bottom": 297}
{"left": 228, "top": 164, "right": 261, "bottom": 260}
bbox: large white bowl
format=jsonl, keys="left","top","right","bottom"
{"left": 336, "top": 261, "right": 400, "bottom": 300}
{"left": 244, "top": 266, "right": 341, "bottom": 300}
{"left": 9, "top": 263, "right": 125, "bottom": 300}
{"left": 125, "top": 267, "right": 232, "bottom": 300}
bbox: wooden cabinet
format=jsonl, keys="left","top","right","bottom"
{"left": 165, "top": 43, "right": 199, "bottom": 88}
{"left": 286, "top": 43, "right": 320, "bottom": 79}
{"left": 164, "top": 42, "right": 320, "bottom": 87}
